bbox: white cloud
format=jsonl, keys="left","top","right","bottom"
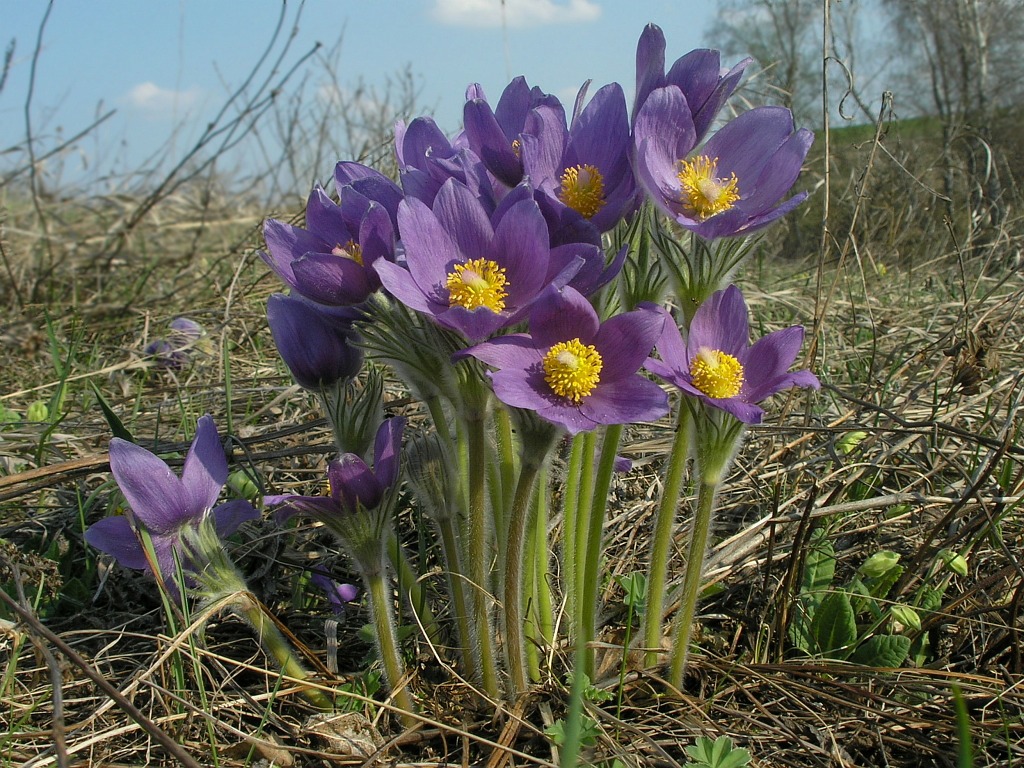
{"left": 123, "top": 82, "right": 202, "bottom": 114}
{"left": 432, "top": 0, "right": 601, "bottom": 28}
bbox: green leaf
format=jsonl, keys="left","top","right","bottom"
{"left": 849, "top": 634, "right": 911, "bottom": 667}
{"left": 859, "top": 550, "right": 900, "bottom": 579}
{"left": 801, "top": 530, "right": 836, "bottom": 595}
{"left": 866, "top": 563, "right": 903, "bottom": 602}
{"left": 89, "top": 382, "right": 135, "bottom": 442}
{"left": 810, "top": 591, "right": 857, "bottom": 659}
{"left": 938, "top": 549, "right": 968, "bottom": 577}
{"left": 890, "top": 604, "right": 922, "bottom": 631}
{"left": 835, "top": 430, "right": 868, "bottom": 455}
{"left": 684, "top": 735, "right": 751, "bottom": 768}
{"left": 615, "top": 572, "right": 647, "bottom": 609}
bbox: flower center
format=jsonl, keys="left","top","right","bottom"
{"left": 543, "top": 338, "right": 603, "bottom": 402}
{"left": 332, "top": 239, "right": 364, "bottom": 266}
{"left": 445, "top": 258, "right": 508, "bottom": 313}
{"left": 558, "top": 163, "right": 606, "bottom": 219}
{"left": 689, "top": 348, "right": 744, "bottom": 399}
{"left": 511, "top": 138, "right": 522, "bottom": 158}
{"left": 677, "top": 156, "right": 740, "bottom": 219}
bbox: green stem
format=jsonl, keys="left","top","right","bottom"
{"left": 465, "top": 413, "right": 499, "bottom": 697}
{"left": 642, "top": 402, "right": 692, "bottom": 667}
{"left": 436, "top": 512, "right": 477, "bottom": 681}
{"left": 387, "top": 532, "right": 442, "bottom": 648}
{"left": 533, "top": 465, "right": 554, "bottom": 651}
{"left": 580, "top": 424, "right": 624, "bottom": 677}
{"left": 667, "top": 479, "right": 719, "bottom": 689}
{"left": 570, "top": 431, "right": 597, "bottom": 634}
{"left": 238, "top": 596, "right": 333, "bottom": 711}
{"left": 365, "top": 569, "right": 417, "bottom": 728}
{"left": 503, "top": 458, "right": 544, "bottom": 695}
{"left": 561, "top": 434, "right": 587, "bottom": 629}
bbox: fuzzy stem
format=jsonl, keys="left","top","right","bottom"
{"left": 237, "top": 596, "right": 334, "bottom": 711}
{"left": 502, "top": 457, "right": 545, "bottom": 695}
{"left": 365, "top": 569, "right": 417, "bottom": 728}
{"left": 561, "top": 434, "right": 587, "bottom": 630}
{"left": 465, "top": 413, "right": 500, "bottom": 697}
{"left": 436, "top": 511, "right": 477, "bottom": 681}
{"left": 642, "top": 402, "right": 692, "bottom": 667}
{"left": 667, "top": 479, "right": 718, "bottom": 688}
{"left": 387, "top": 532, "right": 442, "bottom": 648}
{"left": 533, "top": 466, "right": 554, "bottom": 652}
{"left": 570, "top": 431, "right": 597, "bottom": 635}
{"left": 579, "top": 424, "right": 623, "bottom": 677}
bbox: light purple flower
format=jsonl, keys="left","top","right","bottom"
{"left": 463, "top": 77, "right": 566, "bottom": 188}
{"left": 519, "top": 82, "right": 638, "bottom": 234}
{"left": 84, "top": 415, "right": 258, "bottom": 595}
{"left": 644, "top": 285, "right": 820, "bottom": 423}
{"left": 144, "top": 317, "right": 204, "bottom": 369}
{"left": 633, "top": 23, "right": 750, "bottom": 141}
{"left": 309, "top": 569, "right": 359, "bottom": 615}
{"left": 462, "top": 285, "right": 668, "bottom": 435}
{"left": 374, "top": 178, "right": 580, "bottom": 342}
{"left": 634, "top": 93, "right": 814, "bottom": 239}
{"left": 261, "top": 184, "right": 395, "bottom": 306}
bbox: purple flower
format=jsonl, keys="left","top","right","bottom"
{"left": 634, "top": 23, "right": 750, "bottom": 141}
{"left": 634, "top": 93, "right": 813, "bottom": 239}
{"left": 261, "top": 184, "right": 395, "bottom": 306}
{"left": 463, "top": 77, "right": 566, "bottom": 188}
{"left": 144, "top": 317, "right": 204, "bottom": 369}
{"left": 462, "top": 285, "right": 668, "bottom": 435}
{"left": 266, "top": 293, "right": 364, "bottom": 390}
{"left": 84, "top": 415, "right": 258, "bottom": 595}
{"left": 309, "top": 569, "right": 359, "bottom": 615}
{"left": 519, "top": 82, "right": 638, "bottom": 234}
{"left": 374, "top": 178, "right": 579, "bottom": 342}
{"left": 645, "top": 285, "right": 820, "bottom": 423}
{"left": 394, "top": 116, "right": 496, "bottom": 210}
{"left": 270, "top": 417, "right": 405, "bottom": 523}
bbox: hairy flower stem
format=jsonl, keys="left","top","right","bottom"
{"left": 235, "top": 594, "right": 334, "bottom": 711}
{"left": 642, "top": 402, "right": 693, "bottom": 667}
{"left": 561, "top": 433, "right": 588, "bottom": 630}
{"left": 569, "top": 431, "right": 598, "bottom": 633}
{"left": 667, "top": 478, "right": 719, "bottom": 689}
{"left": 435, "top": 512, "right": 477, "bottom": 681}
{"left": 363, "top": 567, "right": 416, "bottom": 728}
{"left": 579, "top": 424, "right": 624, "bottom": 677}
{"left": 387, "top": 532, "right": 442, "bottom": 648}
{"left": 464, "top": 413, "right": 500, "bottom": 698}
{"left": 502, "top": 456, "right": 546, "bottom": 695}
{"left": 531, "top": 467, "right": 554, "bottom": 654}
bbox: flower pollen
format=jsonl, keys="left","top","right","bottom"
{"left": 677, "top": 156, "right": 740, "bottom": 220}
{"left": 558, "top": 164, "right": 606, "bottom": 219}
{"left": 543, "top": 338, "right": 603, "bottom": 402}
{"left": 332, "top": 239, "right": 364, "bottom": 266}
{"left": 445, "top": 258, "right": 508, "bottom": 313}
{"left": 689, "top": 348, "right": 744, "bottom": 399}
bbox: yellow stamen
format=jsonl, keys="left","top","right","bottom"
{"left": 689, "top": 348, "right": 744, "bottom": 399}
{"left": 445, "top": 258, "right": 508, "bottom": 313}
{"left": 332, "top": 239, "right": 364, "bottom": 266}
{"left": 543, "top": 338, "right": 603, "bottom": 402}
{"left": 558, "top": 163, "right": 606, "bottom": 219}
{"left": 677, "top": 156, "right": 740, "bottom": 219}
{"left": 511, "top": 138, "right": 522, "bottom": 158}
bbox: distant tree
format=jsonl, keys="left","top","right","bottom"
{"left": 883, "top": 0, "right": 1024, "bottom": 235}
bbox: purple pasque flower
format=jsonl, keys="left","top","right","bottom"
{"left": 463, "top": 77, "right": 566, "bottom": 189}
{"left": 462, "top": 285, "right": 669, "bottom": 435}
{"left": 374, "top": 177, "right": 578, "bottom": 342}
{"left": 266, "top": 293, "right": 364, "bottom": 390}
{"left": 270, "top": 417, "right": 405, "bottom": 524}
{"left": 308, "top": 569, "right": 359, "bottom": 615}
{"left": 519, "top": 82, "right": 638, "bottom": 234}
{"left": 333, "top": 162, "right": 404, "bottom": 231}
{"left": 144, "top": 317, "right": 205, "bottom": 370}
{"left": 394, "top": 116, "right": 496, "bottom": 211}
{"left": 633, "top": 23, "right": 750, "bottom": 141}
{"left": 634, "top": 90, "right": 813, "bottom": 240}
{"left": 644, "top": 284, "right": 820, "bottom": 424}
{"left": 84, "top": 415, "right": 258, "bottom": 595}
{"left": 261, "top": 184, "right": 395, "bottom": 306}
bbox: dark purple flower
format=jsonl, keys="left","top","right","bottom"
{"left": 266, "top": 293, "right": 364, "bottom": 390}
{"left": 633, "top": 23, "right": 750, "bottom": 141}
{"left": 374, "top": 178, "right": 578, "bottom": 342}
{"left": 634, "top": 93, "right": 813, "bottom": 239}
{"left": 261, "top": 184, "right": 395, "bottom": 306}
{"left": 644, "top": 285, "right": 820, "bottom": 423}
{"left": 519, "top": 82, "right": 638, "bottom": 234}
{"left": 84, "top": 415, "right": 258, "bottom": 595}
{"left": 270, "top": 417, "right": 405, "bottom": 523}
{"left": 463, "top": 77, "right": 566, "bottom": 189}
{"left": 462, "top": 285, "right": 668, "bottom": 435}
{"left": 333, "top": 162, "right": 404, "bottom": 231}
{"left": 309, "top": 569, "right": 359, "bottom": 614}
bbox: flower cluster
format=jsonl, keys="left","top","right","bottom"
{"left": 87, "top": 22, "right": 822, "bottom": 727}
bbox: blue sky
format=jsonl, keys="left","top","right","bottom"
{"left": 1, "top": 1, "right": 718, "bottom": 189}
